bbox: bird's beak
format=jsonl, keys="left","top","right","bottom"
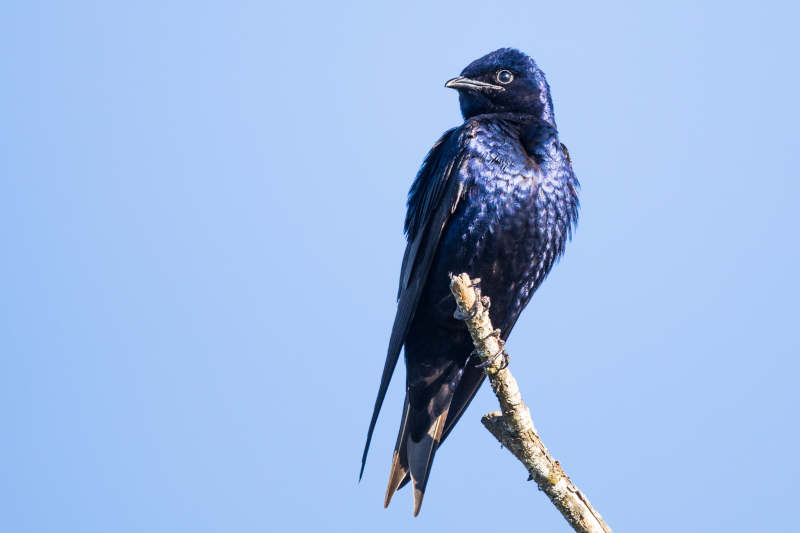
{"left": 444, "top": 76, "right": 505, "bottom": 92}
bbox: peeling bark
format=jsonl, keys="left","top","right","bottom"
{"left": 449, "top": 273, "right": 612, "bottom": 533}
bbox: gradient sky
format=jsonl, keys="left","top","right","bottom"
{"left": 2, "top": 1, "right": 799, "bottom": 532}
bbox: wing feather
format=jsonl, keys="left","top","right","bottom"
{"left": 360, "top": 126, "right": 470, "bottom": 479}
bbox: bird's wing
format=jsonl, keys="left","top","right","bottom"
{"left": 360, "top": 126, "right": 470, "bottom": 479}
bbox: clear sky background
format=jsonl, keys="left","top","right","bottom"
{"left": 2, "top": 1, "right": 799, "bottom": 532}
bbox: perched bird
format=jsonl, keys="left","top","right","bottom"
{"left": 361, "top": 48, "right": 580, "bottom": 516}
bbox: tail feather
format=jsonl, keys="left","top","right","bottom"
{"left": 406, "top": 406, "right": 450, "bottom": 516}
{"left": 384, "top": 399, "right": 451, "bottom": 516}
{"left": 384, "top": 400, "right": 411, "bottom": 508}
{"left": 384, "top": 452, "right": 409, "bottom": 508}
{"left": 383, "top": 356, "right": 480, "bottom": 516}
{"left": 386, "top": 365, "right": 485, "bottom": 495}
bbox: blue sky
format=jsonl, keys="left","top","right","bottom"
{"left": 1, "top": 1, "right": 798, "bottom": 532}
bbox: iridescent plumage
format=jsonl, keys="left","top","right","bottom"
{"left": 361, "top": 48, "right": 580, "bottom": 515}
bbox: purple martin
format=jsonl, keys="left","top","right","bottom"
{"left": 361, "top": 48, "right": 580, "bottom": 515}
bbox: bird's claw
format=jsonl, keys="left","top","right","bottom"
{"left": 453, "top": 297, "right": 481, "bottom": 320}
{"left": 474, "top": 339, "right": 509, "bottom": 370}
{"left": 476, "top": 349, "right": 509, "bottom": 370}
{"left": 453, "top": 305, "right": 478, "bottom": 320}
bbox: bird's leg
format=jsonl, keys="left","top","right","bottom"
{"left": 448, "top": 365, "right": 465, "bottom": 391}
{"left": 465, "top": 349, "right": 480, "bottom": 367}
{"left": 474, "top": 330, "right": 510, "bottom": 370}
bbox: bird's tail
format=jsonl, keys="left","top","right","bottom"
{"left": 384, "top": 397, "right": 451, "bottom": 516}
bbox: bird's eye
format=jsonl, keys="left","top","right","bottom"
{"left": 496, "top": 70, "right": 514, "bottom": 84}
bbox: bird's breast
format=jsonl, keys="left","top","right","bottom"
{"left": 436, "top": 123, "right": 577, "bottom": 323}
{"left": 459, "top": 126, "right": 546, "bottom": 250}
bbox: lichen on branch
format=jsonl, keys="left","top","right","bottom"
{"left": 449, "top": 273, "right": 612, "bottom": 533}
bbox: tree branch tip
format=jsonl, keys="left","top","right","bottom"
{"left": 449, "top": 271, "right": 611, "bottom": 532}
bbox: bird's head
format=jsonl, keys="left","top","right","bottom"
{"left": 446, "top": 48, "right": 555, "bottom": 125}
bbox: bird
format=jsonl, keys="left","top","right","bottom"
{"left": 360, "top": 48, "right": 580, "bottom": 516}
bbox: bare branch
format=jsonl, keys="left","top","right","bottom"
{"left": 449, "top": 273, "right": 612, "bottom": 533}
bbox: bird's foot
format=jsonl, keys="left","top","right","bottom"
{"left": 453, "top": 305, "right": 478, "bottom": 321}
{"left": 453, "top": 294, "right": 481, "bottom": 320}
{"left": 475, "top": 338, "right": 509, "bottom": 370}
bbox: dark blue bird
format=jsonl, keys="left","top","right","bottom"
{"left": 361, "top": 48, "right": 580, "bottom": 515}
